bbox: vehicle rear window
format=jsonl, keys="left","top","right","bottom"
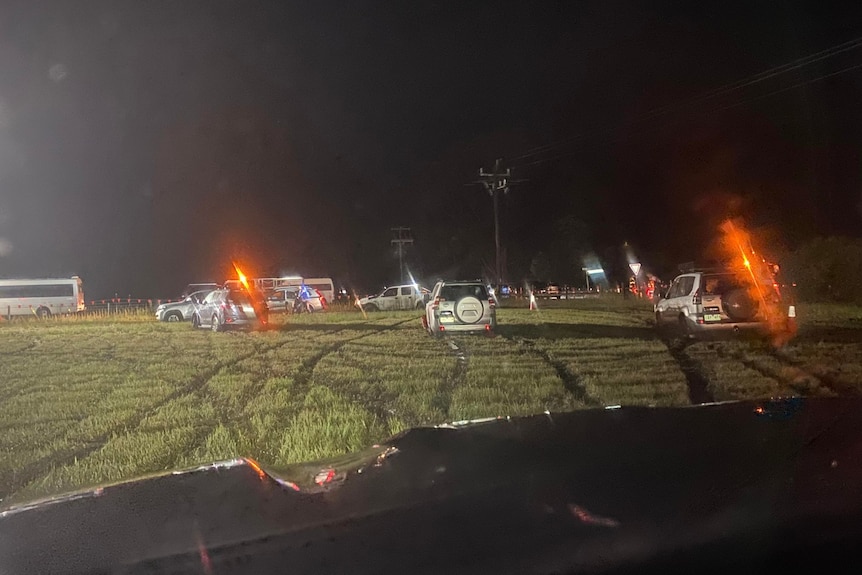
{"left": 440, "top": 284, "right": 488, "bottom": 300}
{"left": 229, "top": 289, "right": 264, "bottom": 304}
{"left": 702, "top": 275, "right": 743, "bottom": 295}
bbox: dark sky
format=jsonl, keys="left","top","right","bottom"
{"left": 1, "top": 1, "right": 861, "bottom": 297}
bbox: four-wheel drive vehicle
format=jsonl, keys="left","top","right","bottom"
{"left": 424, "top": 280, "right": 496, "bottom": 335}
{"left": 655, "top": 269, "right": 794, "bottom": 340}
{"left": 265, "top": 286, "right": 327, "bottom": 314}
{"left": 192, "top": 286, "right": 268, "bottom": 331}
{"left": 358, "top": 284, "right": 430, "bottom": 311}
{"left": 155, "top": 289, "right": 212, "bottom": 322}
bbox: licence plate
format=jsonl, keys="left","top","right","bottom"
{"left": 440, "top": 316, "right": 455, "bottom": 323}
{"left": 704, "top": 313, "right": 721, "bottom": 322}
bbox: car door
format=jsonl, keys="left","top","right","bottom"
{"left": 657, "top": 277, "right": 682, "bottom": 323}
{"left": 182, "top": 290, "right": 207, "bottom": 319}
{"left": 399, "top": 286, "right": 414, "bottom": 310}
{"left": 426, "top": 282, "right": 442, "bottom": 329}
{"left": 265, "top": 290, "right": 285, "bottom": 313}
{"left": 198, "top": 290, "right": 220, "bottom": 326}
{"left": 665, "top": 275, "right": 695, "bottom": 321}
{"left": 379, "top": 287, "right": 398, "bottom": 310}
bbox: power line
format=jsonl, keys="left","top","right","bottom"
{"left": 507, "top": 35, "right": 862, "bottom": 163}
{"left": 639, "top": 36, "right": 862, "bottom": 120}
{"left": 508, "top": 59, "right": 862, "bottom": 172}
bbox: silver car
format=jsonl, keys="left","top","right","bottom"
{"left": 155, "top": 290, "right": 212, "bottom": 322}
{"left": 192, "top": 287, "right": 269, "bottom": 331}
{"left": 424, "top": 280, "right": 496, "bottom": 336}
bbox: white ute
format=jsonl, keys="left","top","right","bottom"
{"left": 358, "top": 284, "right": 430, "bottom": 311}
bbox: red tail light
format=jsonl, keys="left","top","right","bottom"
{"left": 432, "top": 297, "right": 440, "bottom": 309}
{"left": 488, "top": 298, "right": 495, "bottom": 308}
{"left": 692, "top": 289, "right": 701, "bottom": 306}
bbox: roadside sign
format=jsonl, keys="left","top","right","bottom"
{"left": 629, "top": 263, "right": 641, "bottom": 276}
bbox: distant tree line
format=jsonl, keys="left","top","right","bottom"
{"left": 781, "top": 236, "right": 862, "bottom": 305}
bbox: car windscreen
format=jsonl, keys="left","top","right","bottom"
{"left": 440, "top": 284, "right": 488, "bottom": 300}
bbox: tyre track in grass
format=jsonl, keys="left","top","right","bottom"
{"left": 286, "top": 318, "right": 419, "bottom": 424}
{"left": 501, "top": 335, "right": 601, "bottom": 407}
{"left": 718, "top": 345, "right": 860, "bottom": 397}
{"left": 431, "top": 338, "right": 469, "bottom": 419}
{"left": 0, "top": 335, "right": 303, "bottom": 501}
{"left": 768, "top": 347, "right": 861, "bottom": 397}
{"left": 3, "top": 317, "right": 415, "bottom": 499}
{"left": 665, "top": 343, "right": 716, "bottom": 405}
{"left": 5, "top": 318, "right": 413, "bottom": 501}
{"left": 177, "top": 329, "right": 355, "bottom": 460}
{"left": 0, "top": 338, "right": 117, "bottom": 405}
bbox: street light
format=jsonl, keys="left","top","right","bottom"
{"left": 582, "top": 267, "right": 604, "bottom": 291}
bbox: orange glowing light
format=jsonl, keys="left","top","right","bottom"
{"left": 232, "top": 262, "right": 250, "bottom": 290}
{"left": 717, "top": 218, "right": 796, "bottom": 347}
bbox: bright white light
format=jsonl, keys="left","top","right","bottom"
{"left": 585, "top": 268, "right": 604, "bottom": 275}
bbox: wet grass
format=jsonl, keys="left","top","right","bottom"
{"left": 0, "top": 300, "right": 859, "bottom": 506}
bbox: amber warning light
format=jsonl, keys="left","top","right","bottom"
{"left": 717, "top": 219, "right": 796, "bottom": 346}
{"left": 232, "top": 262, "right": 250, "bottom": 290}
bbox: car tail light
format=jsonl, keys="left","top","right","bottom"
{"left": 692, "top": 289, "right": 701, "bottom": 306}
{"left": 432, "top": 297, "right": 440, "bottom": 309}
{"left": 488, "top": 298, "right": 495, "bottom": 308}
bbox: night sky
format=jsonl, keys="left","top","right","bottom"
{"left": 1, "top": 1, "right": 861, "bottom": 297}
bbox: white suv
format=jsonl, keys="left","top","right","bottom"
{"left": 424, "top": 280, "right": 497, "bottom": 336}
{"left": 655, "top": 269, "right": 793, "bottom": 341}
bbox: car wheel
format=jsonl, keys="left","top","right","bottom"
{"left": 211, "top": 315, "right": 221, "bottom": 332}
{"left": 655, "top": 311, "right": 662, "bottom": 327}
{"left": 192, "top": 314, "right": 200, "bottom": 328}
{"left": 35, "top": 306, "right": 52, "bottom": 319}
{"left": 165, "top": 311, "right": 182, "bottom": 322}
{"left": 366, "top": 303, "right": 378, "bottom": 312}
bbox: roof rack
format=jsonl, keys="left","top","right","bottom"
{"left": 677, "top": 261, "right": 739, "bottom": 274}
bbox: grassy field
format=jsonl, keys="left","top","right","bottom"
{"left": 0, "top": 297, "right": 860, "bottom": 506}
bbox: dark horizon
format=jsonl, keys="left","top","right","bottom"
{"left": 1, "top": 1, "right": 860, "bottom": 298}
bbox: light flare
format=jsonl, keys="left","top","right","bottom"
{"left": 352, "top": 289, "right": 368, "bottom": 319}
{"left": 232, "top": 262, "right": 250, "bottom": 291}
{"left": 717, "top": 219, "right": 793, "bottom": 345}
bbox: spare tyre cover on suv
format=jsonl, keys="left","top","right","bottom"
{"left": 722, "top": 288, "right": 758, "bottom": 321}
{"left": 455, "top": 296, "right": 484, "bottom": 324}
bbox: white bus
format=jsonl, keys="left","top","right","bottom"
{"left": 223, "top": 276, "right": 335, "bottom": 303}
{"left": 0, "top": 277, "right": 86, "bottom": 318}
{"left": 302, "top": 278, "right": 334, "bottom": 303}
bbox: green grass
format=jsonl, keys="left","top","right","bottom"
{"left": 0, "top": 301, "right": 859, "bottom": 506}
